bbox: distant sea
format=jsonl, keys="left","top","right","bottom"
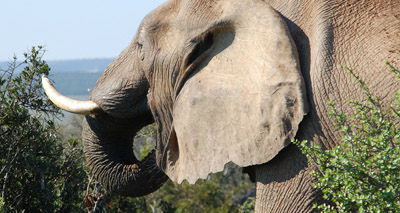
{"left": 0, "top": 58, "right": 113, "bottom": 96}
{"left": 46, "top": 59, "right": 113, "bottom": 123}
{"left": 51, "top": 72, "right": 103, "bottom": 96}
{"left": 0, "top": 58, "right": 114, "bottom": 124}
{"left": 0, "top": 58, "right": 113, "bottom": 74}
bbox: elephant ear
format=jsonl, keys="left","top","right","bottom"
{"left": 167, "top": 2, "right": 308, "bottom": 183}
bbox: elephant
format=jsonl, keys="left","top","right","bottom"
{"left": 42, "top": 0, "right": 400, "bottom": 212}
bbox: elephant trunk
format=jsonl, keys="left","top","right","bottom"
{"left": 78, "top": 43, "right": 169, "bottom": 196}
{"left": 42, "top": 43, "right": 168, "bottom": 196}
{"left": 82, "top": 114, "right": 168, "bottom": 197}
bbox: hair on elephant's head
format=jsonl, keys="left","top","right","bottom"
{"left": 43, "top": 0, "right": 308, "bottom": 197}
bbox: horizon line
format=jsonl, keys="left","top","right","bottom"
{"left": 0, "top": 57, "right": 116, "bottom": 63}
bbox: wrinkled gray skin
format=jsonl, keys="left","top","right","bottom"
{"left": 82, "top": 0, "right": 400, "bottom": 211}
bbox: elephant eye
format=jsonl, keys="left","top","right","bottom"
{"left": 186, "top": 32, "right": 214, "bottom": 66}
{"left": 136, "top": 42, "right": 145, "bottom": 61}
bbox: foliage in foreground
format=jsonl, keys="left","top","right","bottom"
{"left": 0, "top": 47, "right": 87, "bottom": 212}
{"left": 88, "top": 124, "right": 255, "bottom": 213}
{"left": 295, "top": 62, "right": 400, "bottom": 212}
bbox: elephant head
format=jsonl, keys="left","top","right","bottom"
{"left": 43, "top": 0, "right": 308, "bottom": 196}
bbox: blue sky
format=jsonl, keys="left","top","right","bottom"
{"left": 0, "top": 0, "right": 168, "bottom": 61}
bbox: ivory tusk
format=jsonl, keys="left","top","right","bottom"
{"left": 42, "top": 75, "right": 101, "bottom": 115}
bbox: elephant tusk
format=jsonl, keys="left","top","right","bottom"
{"left": 42, "top": 75, "right": 101, "bottom": 115}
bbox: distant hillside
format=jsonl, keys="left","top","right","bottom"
{"left": 0, "top": 58, "right": 114, "bottom": 73}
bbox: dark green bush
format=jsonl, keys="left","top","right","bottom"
{"left": 0, "top": 47, "right": 87, "bottom": 212}
{"left": 97, "top": 124, "right": 255, "bottom": 212}
{"left": 295, "top": 62, "right": 400, "bottom": 212}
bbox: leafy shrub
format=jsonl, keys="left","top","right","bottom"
{"left": 101, "top": 167, "right": 254, "bottom": 213}
{"left": 295, "top": 62, "right": 400, "bottom": 212}
{"left": 240, "top": 197, "right": 255, "bottom": 212}
{"left": 76, "top": 126, "right": 254, "bottom": 212}
{"left": 0, "top": 47, "right": 88, "bottom": 212}
{"left": 87, "top": 124, "right": 255, "bottom": 212}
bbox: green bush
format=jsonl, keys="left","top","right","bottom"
{"left": 100, "top": 168, "right": 253, "bottom": 213}
{"left": 240, "top": 197, "right": 255, "bottom": 212}
{"left": 295, "top": 62, "right": 400, "bottom": 212}
{"left": 0, "top": 47, "right": 88, "bottom": 212}
{"left": 96, "top": 123, "right": 255, "bottom": 212}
